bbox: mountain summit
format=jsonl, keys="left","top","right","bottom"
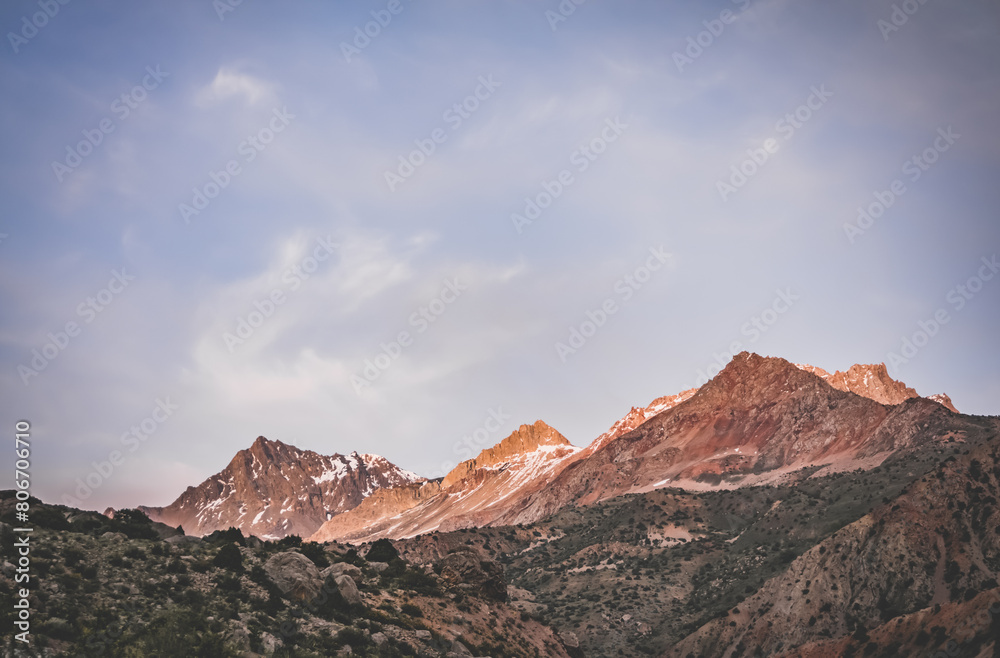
{"left": 140, "top": 436, "right": 421, "bottom": 538}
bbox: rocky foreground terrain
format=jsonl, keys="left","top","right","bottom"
{"left": 0, "top": 499, "right": 575, "bottom": 657}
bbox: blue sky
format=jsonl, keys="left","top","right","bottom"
{"left": 2, "top": 0, "right": 998, "bottom": 512}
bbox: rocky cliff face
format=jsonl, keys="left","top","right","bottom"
{"left": 794, "top": 361, "right": 956, "bottom": 409}
{"left": 140, "top": 436, "right": 421, "bottom": 538}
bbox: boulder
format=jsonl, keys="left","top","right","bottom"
{"left": 265, "top": 551, "right": 322, "bottom": 602}
{"left": 370, "top": 632, "right": 388, "bottom": 647}
{"left": 322, "top": 562, "right": 362, "bottom": 580}
{"left": 367, "top": 561, "right": 389, "bottom": 573}
{"left": 560, "top": 630, "right": 580, "bottom": 648}
{"left": 334, "top": 574, "right": 363, "bottom": 606}
{"left": 260, "top": 631, "right": 282, "bottom": 655}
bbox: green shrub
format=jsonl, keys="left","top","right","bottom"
{"left": 213, "top": 543, "right": 244, "bottom": 572}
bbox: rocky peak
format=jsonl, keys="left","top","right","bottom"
{"left": 693, "top": 352, "right": 823, "bottom": 408}
{"left": 441, "top": 421, "right": 571, "bottom": 490}
{"left": 928, "top": 392, "right": 959, "bottom": 413}
{"left": 822, "top": 362, "right": 917, "bottom": 405}
{"left": 141, "top": 436, "right": 421, "bottom": 539}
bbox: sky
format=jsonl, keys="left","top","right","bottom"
{"left": 1, "top": 0, "right": 998, "bottom": 512}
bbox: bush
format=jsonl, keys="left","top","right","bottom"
{"left": 335, "top": 627, "right": 369, "bottom": 649}
{"left": 299, "top": 541, "right": 330, "bottom": 569}
{"left": 400, "top": 603, "right": 423, "bottom": 618}
{"left": 63, "top": 547, "right": 85, "bottom": 568}
{"left": 213, "top": 544, "right": 244, "bottom": 572}
{"left": 204, "top": 527, "right": 246, "bottom": 547}
{"left": 366, "top": 539, "right": 400, "bottom": 563}
{"left": 113, "top": 508, "right": 161, "bottom": 540}
{"left": 116, "top": 607, "right": 240, "bottom": 657}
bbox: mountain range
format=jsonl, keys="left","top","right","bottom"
{"left": 14, "top": 351, "right": 1000, "bottom": 657}
{"left": 135, "top": 353, "right": 960, "bottom": 545}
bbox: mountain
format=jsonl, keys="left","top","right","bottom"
{"left": 667, "top": 417, "right": 1000, "bottom": 657}
{"left": 309, "top": 354, "right": 962, "bottom": 543}
{"left": 309, "top": 421, "right": 581, "bottom": 543}
{"left": 492, "top": 353, "right": 957, "bottom": 527}
{"left": 139, "top": 436, "right": 421, "bottom": 539}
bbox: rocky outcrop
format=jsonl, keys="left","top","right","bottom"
{"left": 795, "top": 361, "right": 918, "bottom": 405}
{"left": 140, "top": 436, "right": 421, "bottom": 538}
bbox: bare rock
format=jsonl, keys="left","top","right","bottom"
{"left": 322, "top": 562, "right": 362, "bottom": 580}
{"left": 264, "top": 551, "right": 322, "bottom": 602}
{"left": 334, "top": 574, "right": 363, "bottom": 606}
{"left": 560, "top": 631, "right": 580, "bottom": 648}
{"left": 260, "top": 631, "right": 282, "bottom": 655}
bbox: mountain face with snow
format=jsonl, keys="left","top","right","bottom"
{"left": 139, "top": 436, "right": 421, "bottom": 538}
{"left": 309, "top": 421, "right": 581, "bottom": 543}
